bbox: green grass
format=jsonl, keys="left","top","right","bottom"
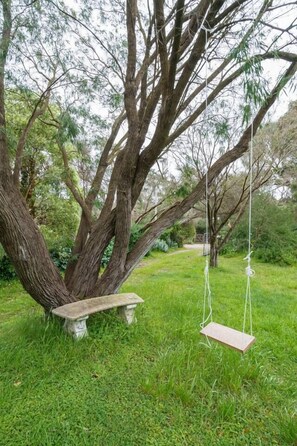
{"left": 0, "top": 251, "right": 296, "bottom": 446}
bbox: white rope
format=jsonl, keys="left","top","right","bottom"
{"left": 243, "top": 3, "right": 256, "bottom": 334}
{"left": 200, "top": 260, "right": 213, "bottom": 328}
{"left": 200, "top": 20, "right": 213, "bottom": 330}
{"left": 243, "top": 119, "right": 255, "bottom": 335}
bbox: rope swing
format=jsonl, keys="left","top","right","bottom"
{"left": 199, "top": 15, "right": 256, "bottom": 354}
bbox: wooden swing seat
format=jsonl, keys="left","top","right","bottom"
{"left": 200, "top": 322, "right": 256, "bottom": 353}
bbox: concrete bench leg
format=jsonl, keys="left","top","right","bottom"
{"left": 117, "top": 304, "right": 137, "bottom": 325}
{"left": 64, "top": 316, "right": 89, "bottom": 339}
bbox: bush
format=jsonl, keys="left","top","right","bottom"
{"left": 129, "top": 224, "right": 143, "bottom": 251}
{"left": 224, "top": 194, "right": 297, "bottom": 265}
{"left": 165, "top": 225, "right": 183, "bottom": 247}
{"left": 152, "top": 239, "right": 169, "bottom": 252}
{"left": 0, "top": 221, "right": 175, "bottom": 280}
{"left": 0, "top": 254, "right": 17, "bottom": 280}
{"left": 179, "top": 222, "right": 196, "bottom": 243}
{"left": 49, "top": 246, "right": 73, "bottom": 271}
{"left": 196, "top": 219, "right": 206, "bottom": 235}
{"left": 163, "top": 222, "right": 196, "bottom": 248}
{"left": 160, "top": 229, "right": 178, "bottom": 249}
{"left": 101, "top": 240, "right": 115, "bottom": 267}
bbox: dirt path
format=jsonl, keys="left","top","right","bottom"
{"left": 183, "top": 244, "right": 204, "bottom": 250}
{"left": 168, "top": 244, "right": 204, "bottom": 255}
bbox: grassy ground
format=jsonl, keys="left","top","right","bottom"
{"left": 0, "top": 250, "right": 296, "bottom": 446}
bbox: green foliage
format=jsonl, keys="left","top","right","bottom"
{"left": 38, "top": 195, "right": 80, "bottom": 248}
{"left": 101, "top": 225, "right": 145, "bottom": 268}
{"left": 101, "top": 240, "right": 115, "bottom": 268}
{"left": 223, "top": 194, "right": 297, "bottom": 265}
{"left": 174, "top": 166, "right": 195, "bottom": 198}
{"left": 128, "top": 224, "right": 143, "bottom": 251}
{"left": 5, "top": 90, "right": 81, "bottom": 245}
{"left": 159, "top": 229, "right": 178, "bottom": 249}
{"left": 166, "top": 224, "right": 184, "bottom": 248}
{"left": 167, "top": 222, "right": 196, "bottom": 246}
{"left": 230, "top": 36, "right": 269, "bottom": 125}
{"left": 49, "top": 247, "right": 73, "bottom": 272}
{"left": 0, "top": 255, "right": 17, "bottom": 280}
{"left": 152, "top": 239, "right": 169, "bottom": 253}
{"left": 214, "top": 120, "right": 230, "bottom": 140}
{"left": 180, "top": 222, "right": 196, "bottom": 243}
{"left": 39, "top": 223, "right": 179, "bottom": 274}
{"left": 196, "top": 219, "right": 206, "bottom": 235}
{"left": 0, "top": 253, "right": 296, "bottom": 445}
{"left": 58, "top": 112, "right": 80, "bottom": 143}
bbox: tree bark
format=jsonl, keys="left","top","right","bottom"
{"left": 64, "top": 211, "right": 90, "bottom": 286}
{"left": 209, "top": 237, "right": 218, "bottom": 268}
{"left": 0, "top": 183, "right": 76, "bottom": 311}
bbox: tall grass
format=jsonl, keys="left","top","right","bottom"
{"left": 0, "top": 251, "right": 296, "bottom": 445}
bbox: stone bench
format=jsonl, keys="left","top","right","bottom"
{"left": 52, "top": 293, "right": 144, "bottom": 339}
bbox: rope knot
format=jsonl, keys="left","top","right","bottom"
{"left": 244, "top": 251, "right": 253, "bottom": 262}
{"left": 245, "top": 265, "right": 255, "bottom": 277}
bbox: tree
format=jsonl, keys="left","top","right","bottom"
{"left": 226, "top": 193, "right": 297, "bottom": 265}
{"left": 259, "top": 100, "right": 297, "bottom": 199}
{"left": 4, "top": 90, "right": 81, "bottom": 239}
{"left": 172, "top": 100, "right": 296, "bottom": 267}
{"left": 0, "top": 0, "right": 297, "bottom": 311}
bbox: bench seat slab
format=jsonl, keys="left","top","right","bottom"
{"left": 52, "top": 293, "right": 144, "bottom": 321}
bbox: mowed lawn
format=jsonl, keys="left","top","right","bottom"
{"left": 0, "top": 250, "right": 296, "bottom": 446}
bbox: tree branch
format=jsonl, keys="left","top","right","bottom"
{"left": 125, "top": 61, "right": 297, "bottom": 272}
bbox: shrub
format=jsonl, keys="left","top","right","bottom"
{"left": 101, "top": 240, "right": 115, "bottom": 267}
{"left": 164, "top": 222, "right": 196, "bottom": 247}
{"left": 0, "top": 254, "right": 17, "bottom": 280}
{"left": 160, "top": 229, "right": 178, "bottom": 248}
{"left": 179, "top": 222, "right": 196, "bottom": 243}
{"left": 0, "top": 243, "right": 75, "bottom": 279}
{"left": 49, "top": 246, "right": 73, "bottom": 271}
{"left": 101, "top": 225, "right": 144, "bottom": 268}
{"left": 129, "top": 224, "right": 143, "bottom": 251}
{"left": 196, "top": 219, "right": 206, "bottom": 235}
{"left": 152, "top": 239, "right": 169, "bottom": 252}
{"left": 224, "top": 194, "right": 297, "bottom": 265}
{"left": 167, "top": 225, "right": 184, "bottom": 248}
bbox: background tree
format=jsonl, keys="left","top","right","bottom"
{"left": 225, "top": 193, "right": 297, "bottom": 265}
{"left": 0, "top": 0, "right": 297, "bottom": 310}
{"left": 172, "top": 97, "right": 295, "bottom": 267}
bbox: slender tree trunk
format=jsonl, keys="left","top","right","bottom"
{"left": 67, "top": 210, "right": 116, "bottom": 297}
{"left": 64, "top": 212, "right": 90, "bottom": 287}
{"left": 209, "top": 236, "right": 218, "bottom": 268}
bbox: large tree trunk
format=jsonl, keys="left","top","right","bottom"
{"left": 0, "top": 183, "right": 76, "bottom": 311}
